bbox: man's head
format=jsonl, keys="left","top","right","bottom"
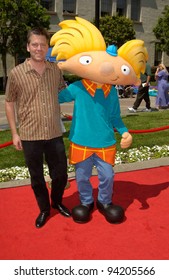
{"left": 27, "top": 27, "right": 49, "bottom": 62}
{"left": 27, "top": 27, "right": 50, "bottom": 44}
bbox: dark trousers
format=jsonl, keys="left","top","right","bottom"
{"left": 133, "top": 85, "right": 151, "bottom": 110}
{"left": 22, "top": 137, "right": 68, "bottom": 212}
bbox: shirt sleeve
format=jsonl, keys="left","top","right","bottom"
{"left": 58, "top": 84, "right": 76, "bottom": 103}
{"left": 5, "top": 70, "right": 18, "bottom": 102}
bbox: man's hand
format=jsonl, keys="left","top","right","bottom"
{"left": 13, "top": 134, "right": 23, "bottom": 150}
{"left": 120, "top": 132, "right": 132, "bottom": 149}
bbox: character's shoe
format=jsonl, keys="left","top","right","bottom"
{"left": 72, "top": 202, "right": 94, "bottom": 223}
{"left": 35, "top": 211, "right": 50, "bottom": 228}
{"left": 51, "top": 203, "right": 71, "bottom": 217}
{"left": 96, "top": 200, "right": 124, "bottom": 224}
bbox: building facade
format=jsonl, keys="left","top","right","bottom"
{"left": 46, "top": 0, "right": 169, "bottom": 67}
{"left": 1, "top": 0, "right": 169, "bottom": 79}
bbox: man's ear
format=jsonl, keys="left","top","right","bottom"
{"left": 27, "top": 43, "right": 30, "bottom": 53}
{"left": 57, "top": 61, "right": 64, "bottom": 70}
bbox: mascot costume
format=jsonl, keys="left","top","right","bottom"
{"left": 50, "top": 17, "right": 148, "bottom": 224}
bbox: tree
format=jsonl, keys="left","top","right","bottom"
{"left": 153, "top": 5, "right": 169, "bottom": 56}
{"left": 0, "top": 0, "right": 50, "bottom": 89}
{"left": 94, "top": 15, "right": 136, "bottom": 48}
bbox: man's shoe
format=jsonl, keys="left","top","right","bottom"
{"left": 96, "top": 200, "right": 124, "bottom": 224}
{"left": 72, "top": 202, "right": 94, "bottom": 223}
{"left": 128, "top": 107, "right": 137, "bottom": 113}
{"left": 142, "top": 108, "right": 152, "bottom": 112}
{"left": 35, "top": 211, "right": 50, "bottom": 228}
{"left": 51, "top": 203, "right": 71, "bottom": 217}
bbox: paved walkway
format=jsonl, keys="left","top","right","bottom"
{"left": 0, "top": 94, "right": 158, "bottom": 128}
{"left": 1, "top": 94, "right": 169, "bottom": 189}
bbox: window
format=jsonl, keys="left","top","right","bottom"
{"left": 131, "top": 0, "right": 140, "bottom": 21}
{"left": 117, "top": 0, "right": 126, "bottom": 16}
{"left": 40, "top": 0, "right": 55, "bottom": 12}
{"left": 154, "top": 43, "right": 162, "bottom": 66}
{"left": 101, "top": 0, "right": 112, "bottom": 17}
{"left": 63, "top": 0, "right": 76, "bottom": 14}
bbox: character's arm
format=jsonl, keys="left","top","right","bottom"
{"left": 114, "top": 119, "right": 132, "bottom": 149}
{"left": 114, "top": 118, "right": 132, "bottom": 149}
{"left": 111, "top": 92, "right": 132, "bottom": 149}
{"left": 58, "top": 83, "right": 76, "bottom": 103}
{"left": 120, "top": 132, "right": 132, "bottom": 149}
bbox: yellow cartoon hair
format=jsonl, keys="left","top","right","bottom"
{"left": 50, "top": 17, "right": 106, "bottom": 60}
{"left": 118, "top": 39, "right": 149, "bottom": 77}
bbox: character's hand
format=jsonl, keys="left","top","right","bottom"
{"left": 13, "top": 134, "right": 23, "bottom": 151}
{"left": 120, "top": 132, "right": 132, "bottom": 149}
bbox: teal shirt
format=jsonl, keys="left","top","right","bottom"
{"left": 59, "top": 80, "right": 128, "bottom": 148}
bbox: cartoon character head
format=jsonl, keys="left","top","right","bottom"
{"left": 50, "top": 17, "right": 148, "bottom": 86}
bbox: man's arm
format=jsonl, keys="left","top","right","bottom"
{"left": 145, "top": 74, "right": 151, "bottom": 85}
{"left": 145, "top": 63, "right": 151, "bottom": 86}
{"left": 5, "top": 101, "right": 22, "bottom": 150}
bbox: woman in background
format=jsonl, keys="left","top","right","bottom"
{"left": 155, "top": 63, "right": 169, "bottom": 109}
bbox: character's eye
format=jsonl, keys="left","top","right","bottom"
{"left": 121, "top": 65, "right": 130, "bottom": 75}
{"left": 79, "top": 56, "right": 92, "bottom": 65}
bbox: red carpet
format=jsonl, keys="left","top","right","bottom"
{"left": 0, "top": 166, "right": 169, "bottom": 260}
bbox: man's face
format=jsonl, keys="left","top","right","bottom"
{"left": 27, "top": 34, "right": 49, "bottom": 62}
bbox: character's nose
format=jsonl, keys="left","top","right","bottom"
{"left": 100, "top": 62, "right": 115, "bottom": 76}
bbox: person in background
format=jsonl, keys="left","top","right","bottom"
{"left": 124, "top": 85, "right": 134, "bottom": 98}
{"left": 155, "top": 63, "right": 169, "bottom": 110}
{"left": 128, "top": 62, "right": 152, "bottom": 112}
{"left": 116, "top": 85, "right": 133, "bottom": 98}
{"left": 5, "top": 27, "right": 71, "bottom": 228}
{"left": 116, "top": 85, "right": 124, "bottom": 98}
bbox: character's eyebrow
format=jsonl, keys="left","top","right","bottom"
{"left": 135, "top": 52, "right": 146, "bottom": 66}
{"left": 135, "top": 51, "right": 145, "bottom": 56}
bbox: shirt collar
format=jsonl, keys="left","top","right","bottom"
{"left": 24, "top": 58, "right": 52, "bottom": 73}
{"left": 82, "top": 79, "right": 111, "bottom": 97}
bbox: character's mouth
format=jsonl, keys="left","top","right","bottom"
{"left": 111, "top": 77, "right": 119, "bottom": 82}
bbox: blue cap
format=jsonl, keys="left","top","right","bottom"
{"left": 106, "top": 45, "right": 118, "bottom": 56}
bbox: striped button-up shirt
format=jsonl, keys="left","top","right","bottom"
{"left": 5, "top": 59, "right": 66, "bottom": 140}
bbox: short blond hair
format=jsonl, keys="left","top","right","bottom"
{"left": 51, "top": 17, "right": 148, "bottom": 77}
{"left": 159, "top": 63, "right": 168, "bottom": 72}
{"left": 118, "top": 40, "right": 148, "bottom": 77}
{"left": 50, "top": 17, "right": 106, "bottom": 60}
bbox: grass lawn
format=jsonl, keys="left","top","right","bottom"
{"left": 0, "top": 110, "right": 169, "bottom": 170}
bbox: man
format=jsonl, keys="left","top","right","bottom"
{"left": 128, "top": 62, "right": 152, "bottom": 112}
{"left": 5, "top": 27, "right": 71, "bottom": 228}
